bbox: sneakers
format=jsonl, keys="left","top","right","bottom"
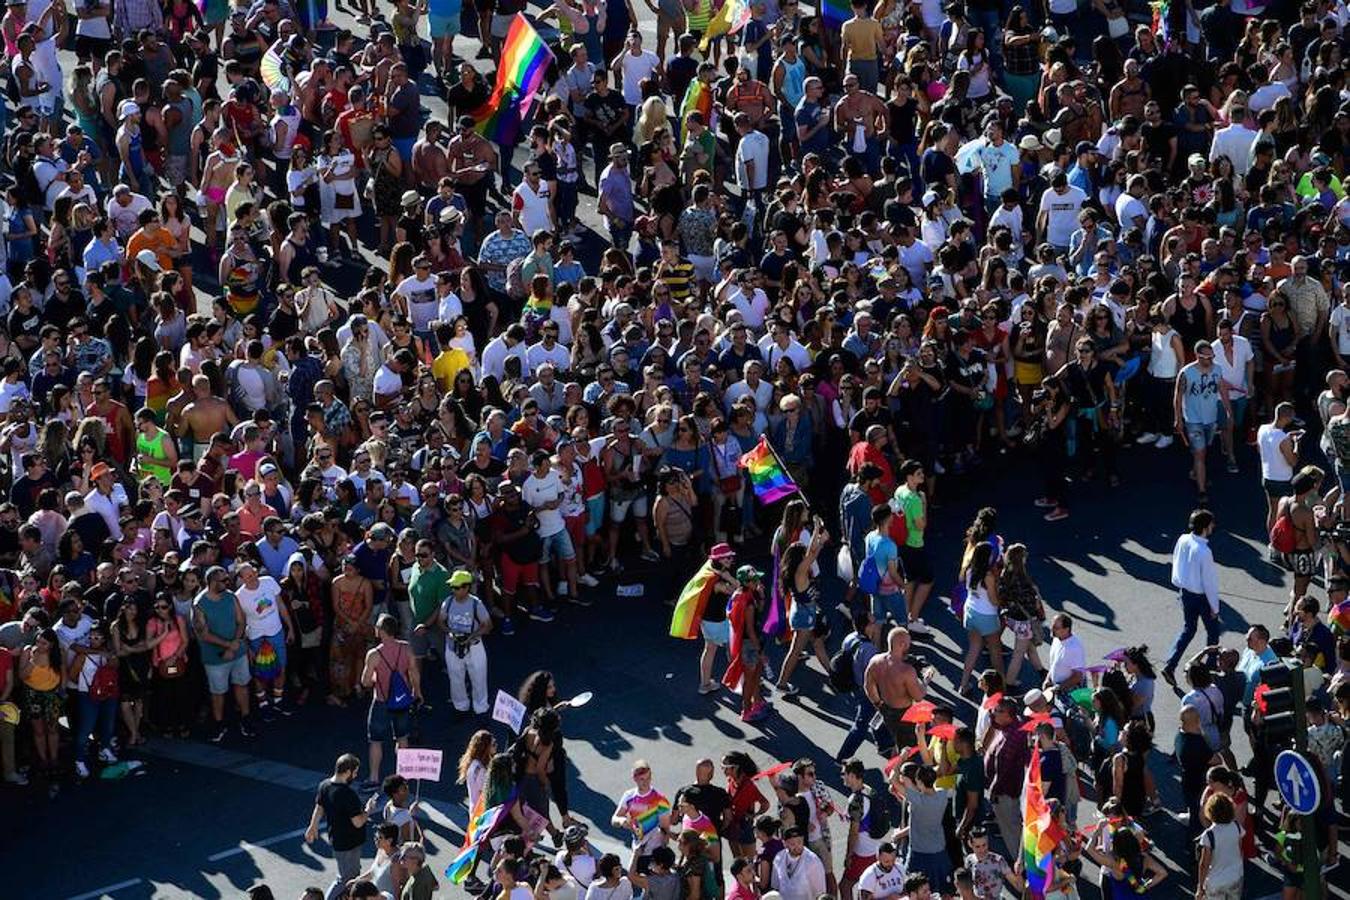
{"left": 578, "top": 573, "right": 599, "bottom": 587}
{"left": 640, "top": 548, "right": 660, "bottom": 562}
{"left": 501, "top": 618, "right": 516, "bottom": 636}
{"left": 742, "top": 701, "right": 771, "bottom": 722}
{"left": 272, "top": 696, "right": 294, "bottom": 717}
{"left": 1155, "top": 435, "right": 1174, "bottom": 449}
{"left": 1226, "top": 459, "right": 1239, "bottom": 474}
{"left": 97, "top": 747, "right": 118, "bottom": 764}
{"left": 908, "top": 618, "right": 930, "bottom": 636}
{"left": 3, "top": 771, "right": 28, "bottom": 786}
{"left": 209, "top": 723, "right": 228, "bottom": 744}
{"left": 1043, "top": 508, "right": 1069, "bottom": 522}
{"left": 75, "top": 760, "right": 90, "bottom": 779}
{"left": 239, "top": 718, "right": 257, "bottom": 739}
{"left": 607, "top": 559, "right": 624, "bottom": 574}
{"left": 1136, "top": 432, "right": 1159, "bottom": 445}
{"left": 698, "top": 681, "right": 720, "bottom": 695}
{"left": 530, "top": 607, "right": 557, "bottom": 623}
{"left": 1161, "top": 666, "right": 1178, "bottom": 689}
{"left": 1033, "top": 497, "right": 1056, "bottom": 508}
{"left": 556, "top": 582, "right": 569, "bottom": 597}
{"left": 778, "top": 682, "right": 799, "bottom": 698}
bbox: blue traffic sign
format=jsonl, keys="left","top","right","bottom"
{"left": 1274, "top": 750, "right": 1321, "bottom": 816}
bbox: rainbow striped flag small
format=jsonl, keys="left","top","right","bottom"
{"left": 683, "top": 812, "right": 719, "bottom": 845}
{"left": 821, "top": 0, "right": 850, "bottom": 27}
{"left": 444, "top": 792, "right": 512, "bottom": 884}
{"left": 1331, "top": 598, "right": 1350, "bottom": 633}
{"left": 699, "top": 0, "right": 753, "bottom": 51}
{"left": 1021, "top": 747, "right": 1065, "bottom": 899}
{"left": 627, "top": 789, "right": 671, "bottom": 836}
{"left": 470, "top": 14, "right": 555, "bottom": 146}
{"left": 739, "top": 436, "right": 799, "bottom": 504}
{"left": 670, "top": 560, "right": 719, "bottom": 639}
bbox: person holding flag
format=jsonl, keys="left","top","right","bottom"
{"left": 670, "top": 542, "right": 739, "bottom": 695}
{"left": 723, "top": 565, "right": 769, "bottom": 722}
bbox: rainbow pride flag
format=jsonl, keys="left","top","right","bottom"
{"left": 683, "top": 812, "right": 718, "bottom": 845}
{"left": 444, "top": 791, "right": 511, "bottom": 883}
{"left": 680, "top": 79, "right": 714, "bottom": 143}
{"left": 699, "top": 0, "right": 753, "bottom": 51}
{"left": 470, "top": 14, "right": 555, "bottom": 146}
{"left": 627, "top": 789, "right": 671, "bottom": 836}
{"left": 821, "top": 0, "right": 850, "bottom": 27}
{"left": 671, "top": 560, "right": 719, "bottom": 639}
{"left": 1021, "top": 747, "right": 1065, "bottom": 899}
{"left": 1331, "top": 598, "right": 1350, "bottom": 633}
{"left": 739, "top": 436, "right": 799, "bottom": 504}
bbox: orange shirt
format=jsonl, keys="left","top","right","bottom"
{"left": 126, "top": 227, "right": 179, "bottom": 274}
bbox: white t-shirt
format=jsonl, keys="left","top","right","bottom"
{"left": 1331, "top": 304, "right": 1350, "bottom": 355}
{"left": 513, "top": 180, "right": 554, "bottom": 235}
{"left": 437, "top": 291, "right": 464, "bottom": 324}
{"left": 395, "top": 275, "right": 439, "bottom": 332}
{"left": 1211, "top": 335, "right": 1253, "bottom": 397}
{"left": 730, "top": 287, "right": 771, "bottom": 329}
{"left": 526, "top": 340, "right": 571, "bottom": 374}
{"left": 237, "top": 576, "right": 284, "bottom": 640}
{"left": 1201, "top": 821, "right": 1245, "bottom": 892}
{"left": 1257, "top": 423, "right": 1294, "bottom": 482}
{"left": 585, "top": 880, "right": 632, "bottom": 900}
{"left": 373, "top": 363, "right": 403, "bottom": 400}
{"left": 55, "top": 614, "right": 94, "bottom": 688}
{"left": 735, "top": 130, "right": 771, "bottom": 191}
{"left": 987, "top": 203, "right": 1023, "bottom": 238}
{"left": 857, "top": 860, "right": 907, "bottom": 900}
{"left": 618, "top": 51, "right": 661, "bottom": 105}
{"left": 1115, "top": 193, "right": 1147, "bottom": 230}
{"left": 1047, "top": 634, "right": 1087, "bottom": 685}
{"left": 522, "top": 469, "right": 567, "bottom": 537}
{"left": 1038, "top": 185, "right": 1088, "bottom": 248}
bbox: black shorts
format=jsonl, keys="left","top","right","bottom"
{"left": 1284, "top": 549, "right": 1316, "bottom": 577}
{"left": 897, "top": 544, "right": 934, "bottom": 585}
{"left": 1263, "top": 478, "right": 1293, "bottom": 497}
{"left": 367, "top": 700, "right": 412, "bottom": 743}
{"left": 74, "top": 35, "right": 112, "bottom": 62}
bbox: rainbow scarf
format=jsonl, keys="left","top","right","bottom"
{"left": 763, "top": 540, "right": 786, "bottom": 638}
{"left": 680, "top": 79, "right": 714, "bottom": 144}
{"left": 683, "top": 812, "right": 718, "bottom": 845}
{"left": 670, "top": 560, "right": 719, "bottom": 640}
{"left": 739, "top": 437, "right": 799, "bottom": 504}
{"left": 699, "top": 0, "right": 752, "bottom": 52}
{"left": 470, "top": 14, "right": 554, "bottom": 146}
{"left": 821, "top": 0, "right": 850, "bottom": 27}
{"left": 627, "top": 789, "right": 671, "bottom": 837}
{"left": 1021, "top": 747, "right": 1065, "bottom": 899}
{"left": 444, "top": 791, "right": 513, "bottom": 883}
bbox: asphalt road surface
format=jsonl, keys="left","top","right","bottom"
{"left": 11, "top": 5, "right": 1350, "bottom": 900}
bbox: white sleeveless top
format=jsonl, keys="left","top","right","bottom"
{"left": 1148, "top": 329, "right": 1180, "bottom": 378}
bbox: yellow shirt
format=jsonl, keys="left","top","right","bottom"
{"left": 929, "top": 737, "right": 961, "bottom": 789}
{"left": 841, "top": 17, "right": 883, "bottom": 61}
{"left": 432, "top": 348, "right": 472, "bottom": 390}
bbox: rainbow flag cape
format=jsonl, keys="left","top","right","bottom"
{"left": 1021, "top": 747, "right": 1065, "bottom": 899}
{"left": 682, "top": 812, "right": 719, "bottom": 845}
{"left": 470, "top": 14, "right": 554, "bottom": 146}
{"left": 626, "top": 789, "right": 671, "bottom": 836}
{"left": 444, "top": 791, "right": 512, "bottom": 883}
{"left": 821, "top": 0, "right": 850, "bottom": 27}
{"left": 763, "top": 540, "right": 786, "bottom": 638}
{"left": 680, "top": 79, "right": 714, "bottom": 143}
{"left": 739, "top": 436, "right": 799, "bottom": 504}
{"left": 699, "top": 0, "right": 752, "bottom": 51}
{"left": 670, "top": 560, "right": 719, "bottom": 639}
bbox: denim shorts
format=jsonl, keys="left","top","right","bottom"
{"left": 701, "top": 619, "right": 730, "bottom": 646}
{"left": 540, "top": 528, "right": 576, "bottom": 562}
{"left": 1185, "top": 421, "right": 1217, "bottom": 450}
{"left": 870, "top": 591, "right": 907, "bottom": 624}
{"left": 585, "top": 495, "right": 606, "bottom": 536}
{"left": 789, "top": 600, "right": 818, "bottom": 631}
{"left": 963, "top": 606, "right": 1002, "bottom": 638}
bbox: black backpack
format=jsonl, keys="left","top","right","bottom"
{"left": 828, "top": 640, "right": 859, "bottom": 693}
{"left": 861, "top": 786, "right": 891, "bottom": 839}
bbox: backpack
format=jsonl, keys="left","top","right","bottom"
{"left": 887, "top": 503, "right": 909, "bottom": 548}
{"left": 860, "top": 786, "right": 891, "bottom": 839}
{"left": 857, "top": 552, "right": 882, "bottom": 595}
{"left": 1270, "top": 503, "right": 1297, "bottom": 554}
{"left": 88, "top": 659, "right": 120, "bottom": 702}
{"left": 505, "top": 257, "right": 528, "bottom": 300}
{"left": 827, "top": 640, "right": 859, "bottom": 694}
{"left": 381, "top": 646, "right": 414, "bottom": 711}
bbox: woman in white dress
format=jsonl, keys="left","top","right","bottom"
{"left": 318, "top": 131, "right": 361, "bottom": 259}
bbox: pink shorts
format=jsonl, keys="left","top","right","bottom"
{"left": 203, "top": 186, "right": 226, "bottom": 204}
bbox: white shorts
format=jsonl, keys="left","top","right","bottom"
{"left": 609, "top": 494, "right": 648, "bottom": 523}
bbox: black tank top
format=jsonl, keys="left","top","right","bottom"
{"left": 1169, "top": 298, "right": 1207, "bottom": 350}
{"left": 284, "top": 237, "right": 319, "bottom": 285}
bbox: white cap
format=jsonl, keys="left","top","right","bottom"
{"left": 135, "top": 249, "right": 161, "bottom": 272}
{"left": 118, "top": 100, "right": 140, "bottom": 120}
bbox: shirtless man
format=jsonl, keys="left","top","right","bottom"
{"left": 164, "top": 365, "right": 196, "bottom": 460}
{"left": 360, "top": 613, "right": 421, "bottom": 785}
{"left": 178, "top": 374, "right": 239, "bottom": 462}
{"left": 863, "top": 627, "right": 930, "bottom": 751}
{"left": 411, "top": 121, "right": 449, "bottom": 189}
{"left": 1279, "top": 466, "right": 1323, "bottom": 626}
{"left": 199, "top": 128, "right": 241, "bottom": 253}
{"left": 1108, "top": 59, "right": 1150, "bottom": 122}
{"left": 446, "top": 114, "right": 498, "bottom": 228}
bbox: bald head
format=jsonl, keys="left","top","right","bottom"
{"left": 887, "top": 626, "right": 911, "bottom": 655}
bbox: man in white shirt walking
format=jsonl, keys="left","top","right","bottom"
{"left": 1044, "top": 613, "right": 1086, "bottom": 691}
{"left": 1163, "top": 508, "right": 1223, "bottom": 686}
{"left": 772, "top": 827, "right": 827, "bottom": 900}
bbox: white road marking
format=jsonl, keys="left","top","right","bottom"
{"left": 207, "top": 827, "right": 309, "bottom": 862}
{"left": 66, "top": 878, "right": 143, "bottom": 900}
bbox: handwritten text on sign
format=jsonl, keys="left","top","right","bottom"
{"left": 396, "top": 748, "right": 444, "bottom": 781}
{"left": 493, "top": 689, "right": 527, "bottom": 733}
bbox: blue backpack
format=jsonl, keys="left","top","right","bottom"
{"left": 857, "top": 553, "right": 882, "bottom": 595}
{"left": 381, "top": 647, "right": 414, "bottom": 711}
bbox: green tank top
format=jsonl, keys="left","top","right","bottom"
{"left": 137, "top": 428, "right": 173, "bottom": 485}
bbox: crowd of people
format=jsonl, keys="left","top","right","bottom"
{"left": 0, "top": 0, "right": 1348, "bottom": 896}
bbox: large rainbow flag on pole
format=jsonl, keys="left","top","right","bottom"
{"left": 699, "top": 0, "right": 753, "bottom": 52}
{"left": 670, "top": 559, "right": 720, "bottom": 639}
{"left": 739, "top": 436, "right": 799, "bottom": 504}
{"left": 821, "top": 0, "right": 850, "bottom": 27}
{"left": 1021, "top": 747, "right": 1066, "bottom": 899}
{"left": 470, "top": 14, "right": 554, "bottom": 146}
{"left": 444, "top": 791, "right": 513, "bottom": 883}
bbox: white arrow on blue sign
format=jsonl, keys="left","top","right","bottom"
{"left": 1274, "top": 750, "right": 1321, "bottom": 816}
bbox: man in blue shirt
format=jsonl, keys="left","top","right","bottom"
{"left": 1174, "top": 340, "right": 1231, "bottom": 503}
{"left": 973, "top": 120, "right": 1020, "bottom": 212}
{"left": 794, "top": 77, "right": 831, "bottom": 157}
{"left": 1067, "top": 141, "right": 1098, "bottom": 197}
{"left": 353, "top": 523, "right": 395, "bottom": 615}
{"left": 256, "top": 516, "right": 301, "bottom": 581}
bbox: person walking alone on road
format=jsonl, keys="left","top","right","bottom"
{"left": 1163, "top": 509, "right": 1224, "bottom": 688}
{"left": 360, "top": 613, "right": 422, "bottom": 789}
{"left": 1173, "top": 339, "right": 1232, "bottom": 506}
{"left": 305, "top": 752, "right": 379, "bottom": 900}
